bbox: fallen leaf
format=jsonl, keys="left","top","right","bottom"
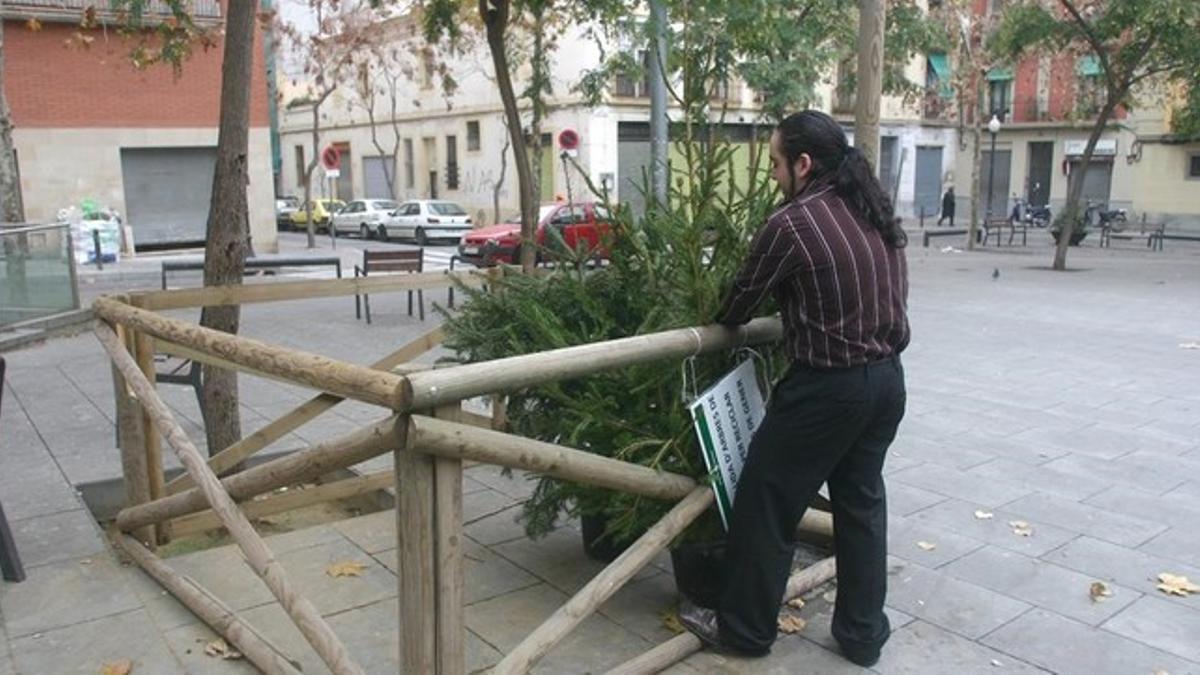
{"left": 991, "top": 659, "right": 1003, "bottom": 667}
{"left": 974, "top": 510, "right": 995, "bottom": 520}
{"left": 1009, "top": 520, "right": 1033, "bottom": 537}
{"left": 917, "top": 541, "right": 938, "bottom": 551}
{"left": 1089, "top": 581, "right": 1113, "bottom": 602}
{"left": 660, "top": 609, "right": 684, "bottom": 634}
{"left": 203, "top": 639, "right": 243, "bottom": 660}
{"left": 822, "top": 590, "right": 837, "bottom": 603}
{"left": 326, "top": 560, "right": 367, "bottom": 578}
{"left": 100, "top": 659, "right": 133, "bottom": 675}
{"left": 786, "top": 597, "right": 805, "bottom": 610}
{"left": 777, "top": 614, "right": 807, "bottom": 634}
{"left": 1156, "top": 573, "right": 1200, "bottom": 597}
{"left": 1150, "top": 670, "right": 1170, "bottom": 675}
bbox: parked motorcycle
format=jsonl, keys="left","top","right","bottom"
{"left": 1086, "top": 200, "right": 1128, "bottom": 233}
{"left": 1010, "top": 198, "right": 1051, "bottom": 228}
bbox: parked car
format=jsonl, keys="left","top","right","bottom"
{"left": 275, "top": 196, "right": 300, "bottom": 229}
{"left": 290, "top": 199, "right": 345, "bottom": 232}
{"left": 458, "top": 202, "right": 614, "bottom": 267}
{"left": 330, "top": 199, "right": 400, "bottom": 238}
{"left": 379, "top": 200, "right": 473, "bottom": 245}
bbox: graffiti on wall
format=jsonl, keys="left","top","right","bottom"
{"left": 459, "top": 166, "right": 511, "bottom": 199}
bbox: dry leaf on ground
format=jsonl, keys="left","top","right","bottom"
{"left": 787, "top": 597, "right": 805, "bottom": 610}
{"left": 100, "top": 659, "right": 133, "bottom": 675}
{"left": 1156, "top": 573, "right": 1200, "bottom": 597}
{"left": 660, "top": 609, "right": 684, "bottom": 634}
{"left": 917, "top": 541, "right": 938, "bottom": 551}
{"left": 1089, "top": 581, "right": 1113, "bottom": 602}
{"left": 203, "top": 638, "right": 243, "bottom": 660}
{"left": 974, "top": 510, "right": 995, "bottom": 520}
{"left": 822, "top": 590, "right": 837, "bottom": 603}
{"left": 326, "top": 560, "right": 367, "bottom": 578}
{"left": 777, "top": 614, "right": 807, "bottom": 634}
{"left": 1009, "top": 520, "right": 1034, "bottom": 537}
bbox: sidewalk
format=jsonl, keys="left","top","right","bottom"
{"left": 2, "top": 242, "right": 1199, "bottom": 673}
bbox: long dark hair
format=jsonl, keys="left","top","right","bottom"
{"left": 776, "top": 110, "right": 906, "bottom": 247}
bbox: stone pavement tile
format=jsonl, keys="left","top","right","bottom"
{"left": 908, "top": 499, "right": 1080, "bottom": 557}
{"left": 595, "top": 570, "right": 680, "bottom": 644}
{"left": 681, "top": 634, "right": 870, "bottom": 674}
{"left": 981, "top": 608, "right": 1194, "bottom": 675}
{"left": 1165, "top": 480, "right": 1200, "bottom": 502}
{"left": 887, "top": 435, "right": 995, "bottom": 470}
{"left": 463, "top": 503, "right": 530, "bottom": 546}
{"left": 874, "top": 620, "right": 1047, "bottom": 675}
{"left": 168, "top": 546, "right": 277, "bottom": 612}
{"left": 885, "top": 480, "right": 948, "bottom": 517}
{"left": 952, "top": 430, "right": 1069, "bottom": 466}
{"left": 463, "top": 537, "right": 541, "bottom": 605}
{"left": 1009, "top": 425, "right": 1140, "bottom": 461}
{"left": 0, "top": 556, "right": 142, "bottom": 638}
{"left": 787, "top": 583, "right": 913, "bottom": 655}
{"left": 967, "top": 457, "right": 1112, "bottom": 502}
{"left": 332, "top": 510, "right": 397, "bottom": 554}
{"left": 120, "top": 562, "right": 203, "bottom": 633}
{"left": 887, "top": 464, "right": 1032, "bottom": 508}
{"left": 887, "top": 514, "right": 985, "bottom": 568}
{"left": 289, "top": 412, "right": 369, "bottom": 445}
{"left": 464, "top": 464, "right": 539, "bottom": 501}
{"left": 1042, "top": 453, "right": 1187, "bottom": 496}
{"left": 1102, "top": 595, "right": 1200, "bottom": 663}
{"left": 1002, "top": 493, "right": 1168, "bottom": 547}
{"left": 464, "top": 486, "right": 519, "bottom": 524}
{"left": 492, "top": 525, "right": 654, "bottom": 595}
{"left": 0, "top": 460, "right": 83, "bottom": 522}
{"left": 163, "top": 603, "right": 309, "bottom": 674}
{"left": 884, "top": 557, "right": 1029, "bottom": 640}
{"left": 1042, "top": 536, "right": 1200, "bottom": 606}
{"left": 1084, "top": 485, "right": 1200, "bottom": 530}
{"left": 261, "top": 522, "right": 346, "bottom": 555}
{"left": 881, "top": 452, "right": 922, "bottom": 476}
{"left": 9, "top": 509, "right": 108, "bottom": 568}
{"left": 9, "top": 609, "right": 183, "bottom": 675}
{"left": 465, "top": 582, "right": 654, "bottom": 674}
{"left": 1139, "top": 525, "right": 1200, "bottom": 568}
{"left": 941, "top": 546, "right": 1139, "bottom": 625}
{"left": 273, "top": 539, "right": 395, "bottom": 615}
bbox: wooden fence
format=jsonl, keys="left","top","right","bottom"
{"left": 94, "top": 270, "right": 835, "bottom": 674}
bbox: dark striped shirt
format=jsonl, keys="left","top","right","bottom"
{"left": 716, "top": 179, "right": 910, "bottom": 369}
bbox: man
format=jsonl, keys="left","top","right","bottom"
{"left": 937, "top": 186, "right": 956, "bottom": 227}
{"left": 679, "top": 110, "right": 910, "bottom": 668}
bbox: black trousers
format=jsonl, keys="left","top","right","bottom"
{"left": 718, "top": 355, "right": 906, "bottom": 655}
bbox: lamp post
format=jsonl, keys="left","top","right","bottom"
{"left": 985, "top": 114, "right": 1002, "bottom": 219}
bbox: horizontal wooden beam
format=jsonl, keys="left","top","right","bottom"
{"left": 164, "top": 326, "right": 445, "bottom": 495}
{"left": 131, "top": 269, "right": 489, "bottom": 311}
{"left": 93, "top": 297, "right": 407, "bottom": 409}
{"left": 117, "top": 415, "right": 403, "bottom": 532}
{"left": 170, "top": 470, "right": 394, "bottom": 537}
{"left": 408, "top": 415, "right": 697, "bottom": 501}
{"left": 400, "top": 317, "right": 782, "bottom": 410}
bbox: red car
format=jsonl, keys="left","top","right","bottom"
{"left": 457, "top": 202, "right": 614, "bottom": 267}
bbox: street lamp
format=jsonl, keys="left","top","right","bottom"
{"left": 985, "top": 114, "right": 1002, "bottom": 222}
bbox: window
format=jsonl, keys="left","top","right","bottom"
{"left": 295, "top": 145, "right": 305, "bottom": 186}
{"left": 986, "top": 67, "right": 1012, "bottom": 120}
{"left": 430, "top": 202, "right": 467, "bottom": 216}
{"left": 421, "top": 50, "right": 435, "bottom": 89}
{"left": 614, "top": 50, "right": 651, "bottom": 98}
{"left": 834, "top": 57, "right": 856, "bottom": 113}
{"left": 372, "top": 200, "right": 398, "bottom": 211}
{"left": 357, "top": 63, "right": 369, "bottom": 95}
{"left": 1076, "top": 56, "right": 1103, "bottom": 117}
{"left": 445, "top": 135, "right": 459, "bottom": 190}
{"left": 1189, "top": 154, "right": 1200, "bottom": 180}
{"left": 467, "top": 121, "right": 481, "bottom": 152}
{"left": 404, "top": 139, "right": 415, "bottom": 188}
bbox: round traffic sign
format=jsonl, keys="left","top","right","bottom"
{"left": 557, "top": 129, "right": 580, "bottom": 151}
{"left": 321, "top": 146, "right": 341, "bottom": 171}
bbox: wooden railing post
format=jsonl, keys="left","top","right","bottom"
{"left": 433, "top": 404, "right": 465, "bottom": 675}
{"left": 112, "top": 324, "right": 154, "bottom": 547}
{"left": 132, "top": 326, "right": 168, "bottom": 543}
{"left": 398, "top": 412, "right": 437, "bottom": 673}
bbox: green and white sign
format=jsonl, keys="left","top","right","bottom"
{"left": 689, "top": 359, "right": 766, "bottom": 530}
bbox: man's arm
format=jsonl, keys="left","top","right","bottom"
{"left": 716, "top": 218, "right": 799, "bottom": 325}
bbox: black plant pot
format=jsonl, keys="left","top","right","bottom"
{"left": 580, "top": 513, "right": 633, "bottom": 563}
{"left": 670, "top": 540, "right": 728, "bottom": 609}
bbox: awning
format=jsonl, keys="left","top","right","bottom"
{"left": 1077, "top": 55, "right": 1102, "bottom": 76}
{"left": 928, "top": 53, "right": 953, "bottom": 99}
{"left": 986, "top": 66, "right": 1013, "bottom": 81}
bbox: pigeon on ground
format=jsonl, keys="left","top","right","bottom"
{"left": 992, "top": 268, "right": 1000, "bottom": 280}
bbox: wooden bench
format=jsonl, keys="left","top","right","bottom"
{"left": 1099, "top": 224, "right": 1162, "bottom": 249}
{"left": 355, "top": 249, "right": 425, "bottom": 324}
{"left": 161, "top": 255, "right": 342, "bottom": 290}
{"left": 1149, "top": 232, "right": 1200, "bottom": 251}
{"left": 982, "top": 219, "right": 1028, "bottom": 247}
{"left": 922, "top": 228, "right": 968, "bottom": 248}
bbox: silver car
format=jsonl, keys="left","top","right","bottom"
{"left": 380, "top": 200, "right": 473, "bottom": 246}
{"left": 330, "top": 199, "right": 400, "bottom": 238}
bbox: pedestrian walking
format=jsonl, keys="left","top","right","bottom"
{"left": 937, "top": 186, "right": 955, "bottom": 226}
{"left": 679, "top": 110, "right": 910, "bottom": 669}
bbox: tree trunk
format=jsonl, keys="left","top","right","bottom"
{"left": 198, "top": 0, "right": 256, "bottom": 458}
{"left": 364, "top": 98, "right": 395, "bottom": 200}
{"left": 494, "top": 117, "right": 511, "bottom": 225}
{"left": 0, "top": 20, "right": 24, "bottom": 223}
{"left": 966, "top": 75, "right": 983, "bottom": 250}
{"left": 528, "top": 12, "right": 547, "bottom": 208}
{"left": 480, "top": 0, "right": 537, "bottom": 274}
{"left": 304, "top": 103, "right": 322, "bottom": 249}
{"left": 1052, "top": 97, "right": 1119, "bottom": 271}
{"left": 854, "top": 0, "right": 886, "bottom": 172}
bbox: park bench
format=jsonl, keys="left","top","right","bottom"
{"left": 355, "top": 249, "right": 425, "bottom": 324}
{"left": 982, "top": 219, "right": 1028, "bottom": 247}
{"left": 161, "top": 255, "right": 342, "bottom": 289}
{"left": 1149, "top": 232, "right": 1200, "bottom": 251}
{"left": 1099, "top": 222, "right": 1164, "bottom": 249}
{"left": 922, "top": 227, "right": 968, "bottom": 248}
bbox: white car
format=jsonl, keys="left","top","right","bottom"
{"left": 380, "top": 200, "right": 472, "bottom": 246}
{"left": 330, "top": 199, "right": 400, "bottom": 238}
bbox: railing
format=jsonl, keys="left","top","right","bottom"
{"left": 1, "top": 223, "right": 79, "bottom": 329}
{"left": 94, "top": 270, "right": 836, "bottom": 674}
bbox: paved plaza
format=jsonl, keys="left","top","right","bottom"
{"left": 1, "top": 235, "right": 1199, "bottom": 674}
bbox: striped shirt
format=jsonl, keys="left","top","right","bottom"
{"left": 716, "top": 179, "right": 910, "bottom": 369}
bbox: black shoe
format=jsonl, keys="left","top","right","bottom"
{"left": 678, "top": 601, "right": 770, "bottom": 658}
{"left": 837, "top": 642, "right": 881, "bottom": 668}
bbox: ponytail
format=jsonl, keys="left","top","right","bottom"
{"left": 833, "top": 146, "right": 907, "bottom": 248}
